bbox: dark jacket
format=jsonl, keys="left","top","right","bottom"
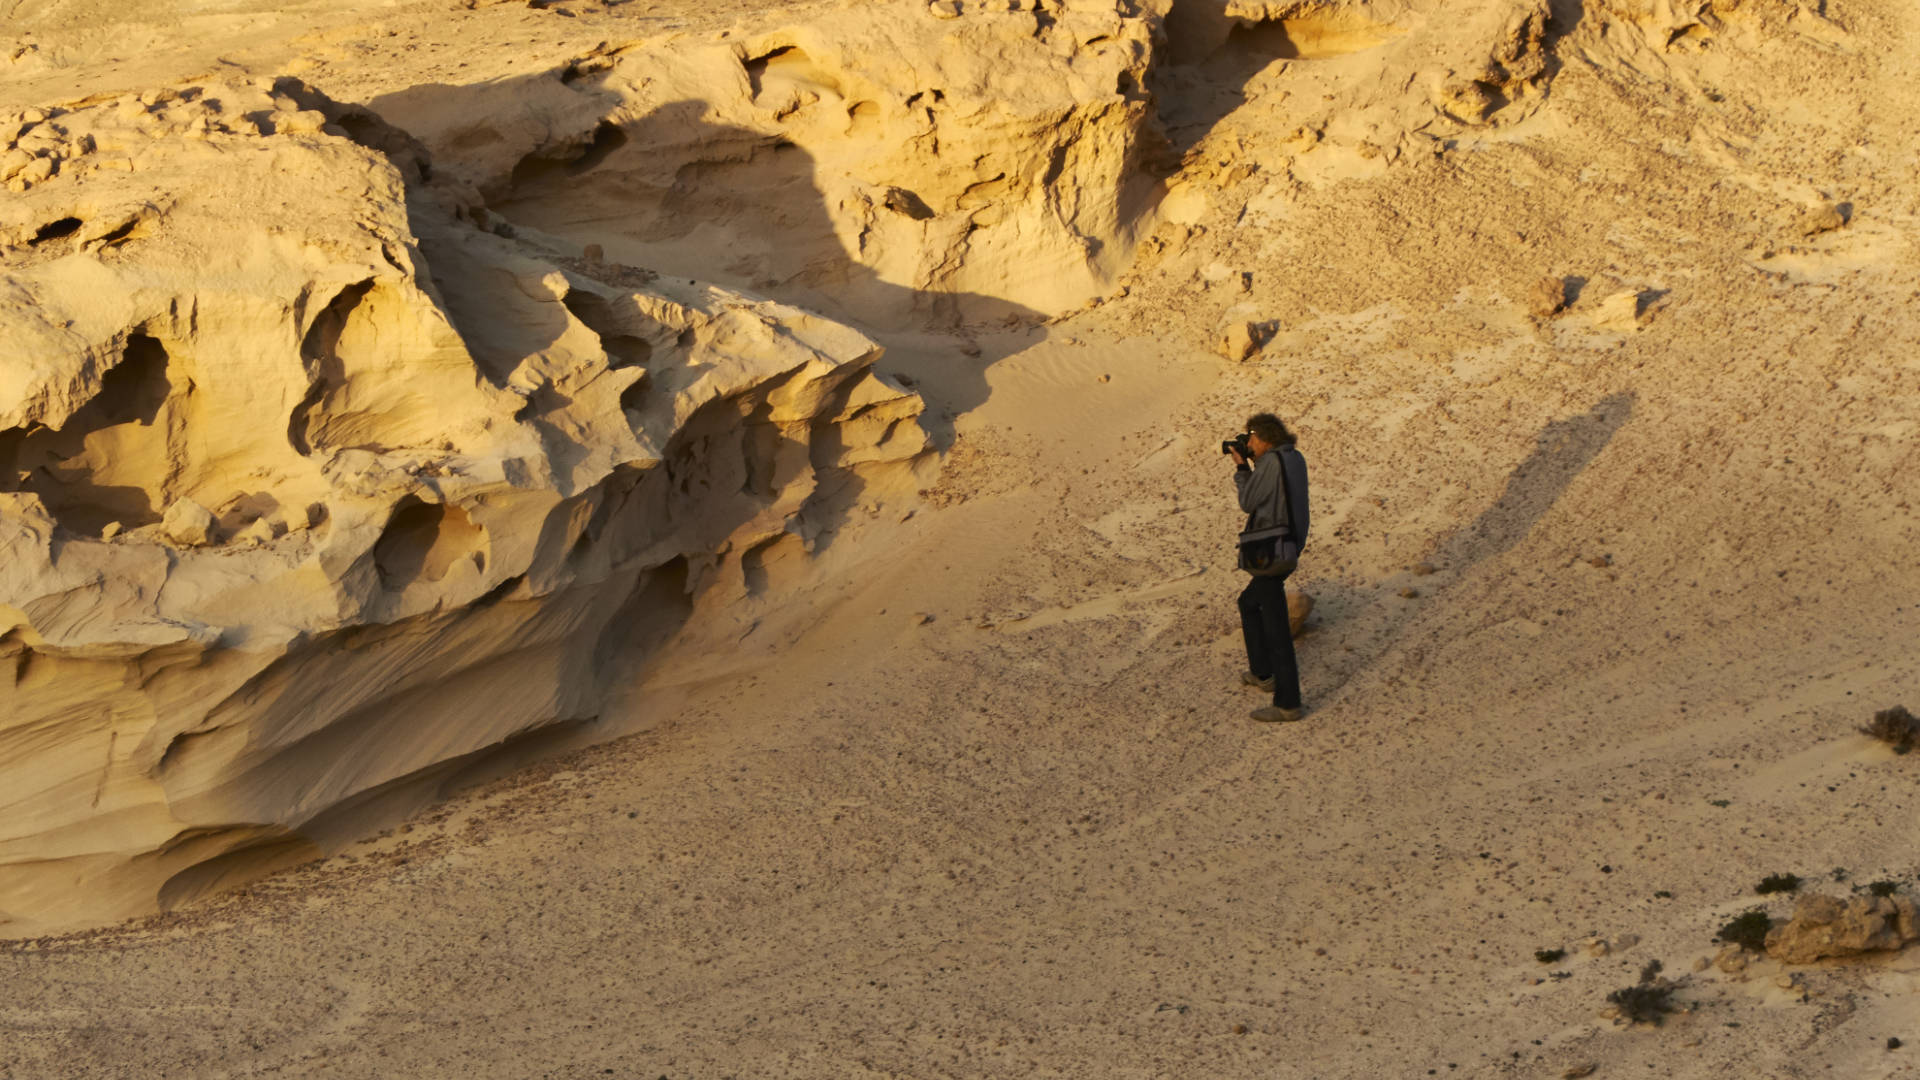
{"left": 1234, "top": 448, "right": 1289, "bottom": 532}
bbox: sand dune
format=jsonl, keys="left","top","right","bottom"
{"left": 3, "top": 0, "right": 1919, "bottom": 1075}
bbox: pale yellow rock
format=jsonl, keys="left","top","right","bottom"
{"left": 161, "top": 498, "right": 216, "bottom": 546}
{"left": 1766, "top": 894, "right": 1920, "bottom": 964}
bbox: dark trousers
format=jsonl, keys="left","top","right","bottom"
{"left": 1238, "top": 573, "right": 1301, "bottom": 709}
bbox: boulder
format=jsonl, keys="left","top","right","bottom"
{"left": 160, "top": 498, "right": 215, "bottom": 546}
{"left": 1766, "top": 893, "right": 1920, "bottom": 964}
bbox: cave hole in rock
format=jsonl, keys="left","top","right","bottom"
{"left": 744, "top": 45, "right": 841, "bottom": 101}
{"left": 509, "top": 120, "right": 629, "bottom": 191}
{"left": 560, "top": 289, "right": 654, "bottom": 369}
{"left": 372, "top": 497, "right": 487, "bottom": 590}
{"left": 28, "top": 217, "right": 82, "bottom": 246}
{"left": 593, "top": 554, "right": 693, "bottom": 674}
{"left": 618, "top": 372, "right": 651, "bottom": 417}
{"left": 0, "top": 333, "right": 179, "bottom": 534}
{"left": 289, "top": 281, "right": 374, "bottom": 456}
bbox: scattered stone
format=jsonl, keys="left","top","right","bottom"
{"left": 1586, "top": 937, "right": 1610, "bottom": 958}
{"left": 927, "top": 0, "right": 961, "bottom": 17}
{"left": 1592, "top": 288, "right": 1663, "bottom": 332}
{"left": 1714, "top": 945, "right": 1749, "bottom": 973}
{"left": 1287, "top": 590, "right": 1314, "bottom": 637}
{"left": 0, "top": 147, "right": 31, "bottom": 180}
{"left": 583, "top": 242, "right": 604, "bottom": 262}
{"left": 1766, "top": 893, "right": 1920, "bottom": 964}
{"left": 1691, "top": 955, "right": 1712, "bottom": 972}
{"left": 1398, "top": 587, "right": 1419, "bottom": 599}
{"left": 1796, "top": 201, "right": 1849, "bottom": 237}
{"left": 99, "top": 521, "right": 122, "bottom": 540}
{"left": 1215, "top": 303, "right": 1275, "bottom": 362}
{"left": 1528, "top": 275, "right": 1569, "bottom": 318}
{"left": 1411, "top": 562, "right": 1436, "bottom": 575}
{"left": 1563, "top": 1065, "right": 1596, "bottom": 1080}
{"left": 161, "top": 498, "right": 216, "bottom": 546}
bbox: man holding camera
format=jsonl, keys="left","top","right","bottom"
{"left": 1227, "top": 413, "right": 1308, "bottom": 722}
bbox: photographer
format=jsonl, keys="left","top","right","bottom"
{"left": 1227, "top": 413, "right": 1308, "bottom": 722}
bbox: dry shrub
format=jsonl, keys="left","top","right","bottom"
{"left": 1861, "top": 706, "right": 1919, "bottom": 753}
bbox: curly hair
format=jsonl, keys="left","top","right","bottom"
{"left": 1246, "top": 412, "right": 1295, "bottom": 446}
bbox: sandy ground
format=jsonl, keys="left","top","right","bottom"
{"left": 7, "top": 0, "right": 1920, "bottom": 1076}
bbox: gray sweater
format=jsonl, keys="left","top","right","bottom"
{"left": 1234, "top": 448, "right": 1290, "bottom": 533}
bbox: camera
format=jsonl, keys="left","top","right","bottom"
{"left": 1221, "top": 433, "right": 1251, "bottom": 458}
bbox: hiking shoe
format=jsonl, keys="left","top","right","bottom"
{"left": 1240, "top": 671, "right": 1276, "bottom": 693}
{"left": 1250, "top": 705, "right": 1303, "bottom": 723}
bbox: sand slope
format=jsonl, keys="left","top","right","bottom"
{"left": 4, "top": 0, "right": 1920, "bottom": 1076}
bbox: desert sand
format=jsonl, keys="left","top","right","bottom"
{"left": 3, "top": 0, "right": 1919, "bottom": 1075}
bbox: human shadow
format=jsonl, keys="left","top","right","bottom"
{"left": 1307, "top": 391, "right": 1636, "bottom": 699}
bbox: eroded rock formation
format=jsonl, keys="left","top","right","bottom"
{"left": 0, "top": 76, "right": 926, "bottom": 929}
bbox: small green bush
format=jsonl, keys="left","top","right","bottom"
{"left": 1862, "top": 705, "right": 1919, "bottom": 753}
{"left": 1869, "top": 880, "right": 1901, "bottom": 898}
{"left": 1755, "top": 873, "right": 1802, "bottom": 895}
{"left": 1534, "top": 948, "right": 1566, "bottom": 964}
{"left": 1717, "top": 909, "right": 1772, "bottom": 952}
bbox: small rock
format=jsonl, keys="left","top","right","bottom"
{"left": 162, "top": 498, "right": 216, "bottom": 546}
{"left": 916, "top": 613, "right": 934, "bottom": 626}
{"left": 1774, "top": 973, "right": 1798, "bottom": 989}
{"left": 927, "top": 0, "right": 961, "bottom": 17}
{"left": 0, "top": 148, "right": 32, "bottom": 181}
{"left": 18, "top": 155, "right": 54, "bottom": 184}
{"left": 1691, "top": 955, "right": 1712, "bottom": 972}
{"left": 1796, "top": 201, "right": 1848, "bottom": 237}
{"left": 583, "top": 243, "right": 604, "bottom": 262}
{"left": 1397, "top": 587, "right": 1419, "bottom": 599}
{"left": 1715, "top": 946, "right": 1748, "bottom": 974}
{"left": 99, "top": 521, "right": 122, "bottom": 540}
{"left": 1097, "top": 373, "right": 1111, "bottom": 383}
{"left": 1563, "top": 1065, "right": 1597, "bottom": 1080}
{"left": 1411, "top": 562, "right": 1436, "bottom": 576}
{"left": 1286, "top": 590, "right": 1314, "bottom": 637}
{"left": 1586, "top": 938, "right": 1609, "bottom": 958}
{"left": 1215, "top": 303, "right": 1275, "bottom": 362}
{"left": 1528, "top": 275, "right": 1569, "bottom": 318}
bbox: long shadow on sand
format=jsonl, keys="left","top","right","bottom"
{"left": 1307, "top": 390, "right": 1636, "bottom": 703}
